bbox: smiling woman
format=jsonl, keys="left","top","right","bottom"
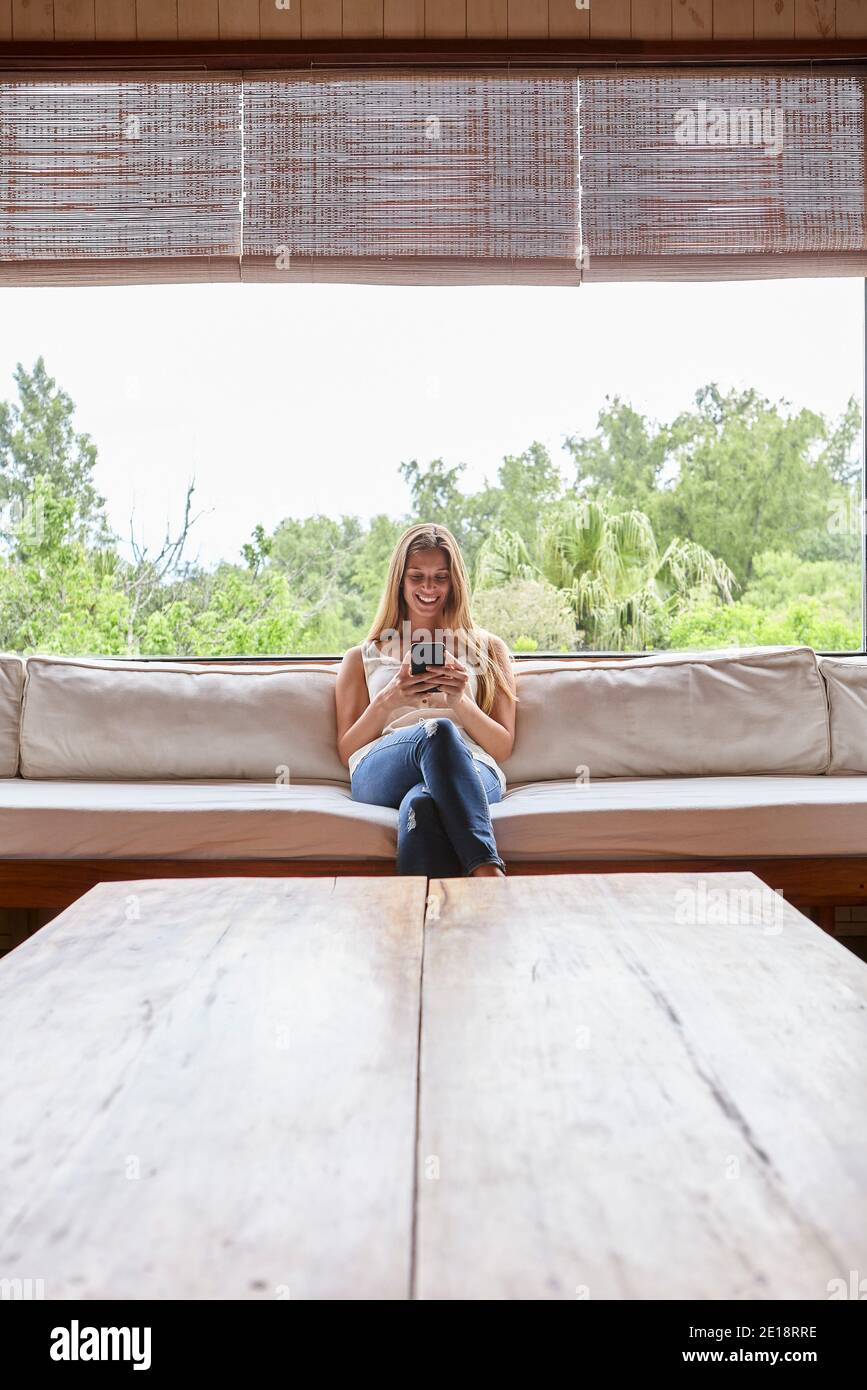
{"left": 335, "top": 522, "right": 518, "bottom": 878}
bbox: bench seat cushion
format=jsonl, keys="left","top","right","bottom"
{"left": 0, "top": 774, "right": 865, "bottom": 862}
{"left": 492, "top": 776, "right": 867, "bottom": 860}
{"left": 0, "top": 779, "right": 395, "bottom": 861}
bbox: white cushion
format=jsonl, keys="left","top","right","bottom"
{"left": 0, "top": 656, "right": 24, "bottom": 777}
{"left": 1, "top": 773, "right": 864, "bottom": 863}
{"left": 20, "top": 657, "right": 348, "bottom": 783}
{"left": 0, "top": 778, "right": 394, "bottom": 860}
{"left": 818, "top": 656, "right": 867, "bottom": 773}
{"left": 492, "top": 775, "right": 867, "bottom": 860}
{"left": 503, "top": 646, "right": 830, "bottom": 783}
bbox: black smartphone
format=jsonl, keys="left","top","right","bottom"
{"left": 411, "top": 640, "right": 446, "bottom": 690}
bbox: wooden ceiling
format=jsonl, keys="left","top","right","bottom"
{"left": 1, "top": 2, "right": 865, "bottom": 44}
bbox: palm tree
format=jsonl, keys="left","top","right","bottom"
{"left": 475, "top": 497, "right": 735, "bottom": 650}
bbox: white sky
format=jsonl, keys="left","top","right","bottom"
{"left": 0, "top": 277, "right": 862, "bottom": 569}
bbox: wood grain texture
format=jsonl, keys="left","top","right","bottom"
{"left": 713, "top": 0, "right": 753, "bottom": 35}
{"left": 178, "top": 0, "right": 219, "bottom": 35}
{"left": 416, "top": 872, "right": 867, "bottom": 1298}
{"left": 54, "top": 0, "right": 94, "bottom": 37}
{"left": 259, "top": 0, "right": 300, "bottom": 36}
{"left": 672, "top": 0, "right": 712, "bottom": 36}
{"left": 94, "top": 0, "right": 135, "bottom": 36}
{"left": 755, "top": 0, "right": 795, "bottom": 36}
{"left": 343, "top": 0, "right": 384, "bottom": 35}
{"left": 549, "top": 0, "right": 590, "bottom": 36}
{"left": 218, "top": 0, "right": 258, "bottom": 34}
{"left": 1, "top": 855, "right": 867, "bottom": 910}
{"left": 136, "top": 0, "right": 177, "bottom": 38}
{"left": 467, "top": 0, "right": 506, "bottom": 37}
{"left": 632, "top": 0, "right": 673, "bottom": 38}
{"left": 424, "top": 0, "right": 465, "bottom": 34}
{"left": 384, "top": 0, "right": 424, "bottom": 34}
{"left": 300, "top": 0, "right": 340, "bottom": 33}
{"left": 507, "top": 0, "right": 547, "bottom": 35}
{"left": 589, "top": 0, "right": 631, "bottom": 37}
{"left": 836, "top": 0, "right": 867, "bottom": 36}
{"left": 796, "top": 0, "right": 835, "bottom": 33}
{"left": 6, "top": 0, "right": 867, "bottom": 40}
{"left": 0, "top": 876, "right": 426, "bottom": 1298}
{"left": 11, "top": 0, "right": 54, "bottom": 36}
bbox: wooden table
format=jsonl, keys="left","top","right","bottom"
{"left": 1, "top": 872, "right": 865, "bottom": 1300}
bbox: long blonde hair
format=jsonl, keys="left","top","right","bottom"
{"left": 367, "top": 523, "right": 518, "bottom": 717}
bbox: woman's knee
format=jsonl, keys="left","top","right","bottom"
{"left": 419, "top": 717, "right": 464, "bottom": 759}
{"left": 400, "top": 784, "right": 442, "bottom": 834}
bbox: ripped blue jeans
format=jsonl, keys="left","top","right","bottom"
{"left": 350, "top": 719, "right": 505, "bottom": 877}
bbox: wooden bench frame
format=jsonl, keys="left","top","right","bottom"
{"left": 2, "top": 855, "right": 866, "bottom": 934}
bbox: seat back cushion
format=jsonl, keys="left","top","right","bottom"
{"left": 0, "top": 655, "right": 25, "bottom": 776}
{"left": 20, "top": 657, "right": 347, "bottom": 782}
{"left": 818, "top": 656, "right": 867, "bottom": 773}
{"left": 502, "top": 646, "right": 830, "bottom": 784}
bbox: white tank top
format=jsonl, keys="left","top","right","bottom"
{"left": 348, "top": 637, "right": 507, "bottom": 794}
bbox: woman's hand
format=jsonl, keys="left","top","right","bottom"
{"left": 373, "top": 648, "right": 448, "bottom": 718}
{"left": 425, "top": 649, "right": 472, "bottom": 712}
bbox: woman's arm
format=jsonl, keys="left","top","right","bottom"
{"left": 335, "top": 646, "right": 386, "bottom": 767}
{"left": 440, "top": 636, "right": 517, "bottom": 765}
{"left": 335, "top": 645, "right": 438, "bottom": 767}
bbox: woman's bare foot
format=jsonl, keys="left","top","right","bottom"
{"left": 469, "top": 863, "right": 506, "bottom": 878}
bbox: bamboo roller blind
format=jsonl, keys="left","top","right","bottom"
{"left": 242, "top": 73, "right": 578, "bottom": 283}
{"left": 0, "top": 69, "right": 865, "bottom": 285}
{"left": 0, "top": 76, "right": 243, "bottom": 281}
{"left": 580, "top": 73, "right": 867, "bottom": 280}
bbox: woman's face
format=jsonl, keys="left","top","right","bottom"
{"left": 402, "top": 546, "right": 452, "bottom": 631}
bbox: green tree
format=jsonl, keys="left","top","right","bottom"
{"left": 566, "top": 385, "right": 861, "bottom": 587}
{"left": 0, "top": 358, "right": 112, "bottom": 550}
{"left": 477, "top": 497, "right": 735, "bottom": 650}
{"left": 0, "top": 476, "right": 129, "bottom": 654}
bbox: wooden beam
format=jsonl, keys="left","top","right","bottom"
{"left": 796, "top": 0, "right": 835, "bottom": 37}
{"left": 93, "top": 0, "right": 134, "bottom": 38}
{"left": 12, "top": 0, "right": 54, "bottom": 37}
{"left": 5, "top": 35, "right": 867, "bottom": 65}
{"left": 507, "top": 0, "right": 547, "bottom": 38}
{"left": 714, "top": 0, "right": 753, "bottom": 37}
{"left": 136, "top": 0, "right": 177, "bottom": 39}
{"left": 549, "top": 0, "right": 589, "bottom": 39}
{"left": 673, "top": 0, "right": 713, "bottom": 39}
{"left": 259, "top": 0, "right": 300, "bottom": 36}
{"left": 425, "top": 0, "right": 466, "bottom": 36}
{"left": 219, "top": 0, "right": 259, "bottom": 37}
{"left": 1, "top": 855, "right": 865, "bottom": 910}
{"left": 632, "top": 0, "right": 673, "bottom": 41}
{"left": 755, "top": 0, "right": 796, "bottom": 38}
{"left": 343, "top": 0, "right": 384, "bottom": 37}
{"left": 54, "top": 0, "right": 95, "bottom": 40}
{"left": 590, "top": 0, "right": 630, "bottom": 39}
{"left": 384, "top": 0, "right": 424, "bottom": 36}
{"left": 467, "top": 0, "right": 506, "bottom": 37}
{"left": 178, "top": 0, "right": 219, "bottom": 37}
{"left": 837, "top": 1, "right": 867, "bottom": 38}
